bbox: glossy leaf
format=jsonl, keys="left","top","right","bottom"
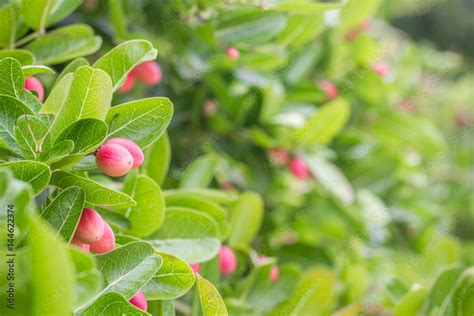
{"left": 0, "top": 57, "right": 24, "bottom": 98}
{"left": 227, "top": 192, "right": 263, "bottom": 248}
{"left": 1, "top": 160, "right": 51, "bottom": 195}
{"left": 22, "top": 65, "right": 55, "bottom": 77}
{"left": 143, "top": 132, "right": 171, "bottom": 186}
{"left": 179, "top": 154, "right": 219, "bottom": 189}
{"left": 197, "top": 278, "right": 228, "bottom": 316}
{"left": 55, "top": 118, "right": 108, "bottom": 154}
{"left": 81, "top": 292, "right": 150, "bottom": 316}
{"left": 14, "top": 115, "right": 50, "bottom": 160}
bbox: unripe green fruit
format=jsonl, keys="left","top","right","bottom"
{"left": 105, "top": 138, "right": 144, "bottom": 168}
{"left": 90, "top": 222, "right": 115, "bottom": 254}
{"left": 96, "top": 143, "right": 133, "bottom": 177}
{"left": 74, "top": 208, "right": 105, "bottom": 244}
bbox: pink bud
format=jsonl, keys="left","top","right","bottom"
{"left": 90, "top": 222, "right": 115, "bottom": 254}
{"left": 24, "top": 77, "right": 44, "bottom": 102}
{"left": 133, "top": 61, "right": 162, "bottom": 86}
{"left": 105, "top": 138, "right": 144, "bottom": 169}
{"left": 74, "top": 208, "right": 105, "bottom": 244}
{"left": 70, "top": 236, "right": 90, "bottom": 253}
{"left": 318, "top": 80, "right": 338, "bottom": 100}
{"left": 372, "top": 61, "right": 390, "bottom": 77}
{"left": 129, "top": 290, "right": 147, "bottom": 311}
{"left": 219, "top": 246, "right": 237, "bottom": 276}
{"left": 226, "top": 48, "right": 240, "bottom": 60}
{"left": 267, "top": 148, "right": 289, "bottom": 166}
{"left": 118, "top": 73, "right": 136, "bottom": 93}
{"left": 190, "top": 263, "right": 200, "bottom": 273}
{"left": 96, "top": 143, "right": 134, "bottom": 177}
{"left": 289, "top": 159, "right": 309, "bottom": 179}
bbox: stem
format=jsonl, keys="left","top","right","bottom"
{"left": 14, "top": 32, "right": 39, "bottom": 47}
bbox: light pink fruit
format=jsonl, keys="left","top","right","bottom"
{"left": 219, "top": 246, "right": 237, "bottom": 276}
{"left": 74, "top": 209, "right": 105, "bottom": 244}
{"left": 129, "top": 290, "right": 147, "bottom": 311}
{"left": 318, "top": 80, "right": 338, "bottom": 100}
{"left": 290, "top": 159, "right": 309, "bottom": 179}
{"left": 24, "top": 77, "right": 44, "bottom": 102}
{"left": 118, "top": 73, "right": 136, "bottom": 93}
{"left": 90, "top": 222, "right": 115, "bottom": 254}
{"left": 226, "top": 47, "right": 240, "bottom": 60}
{"left": 133, "top": 61, "right": 162, "bottom": 86}
{"left": 203, "top": 100, "right": 218, "bottom": 117}
{"left": 96, "top": 143, "right": 134, "bottom": 177}
{"left": 270, "top": 265, "right": 279, "bottom": 283}
{"left": 267, "top": 148, "right": 289, "bottom": 166}
{"left": 190, "top": 263, "right": 200, "bottom": 273}
{"left": 345, "top": 19, "right": 371, "bottom": 41}
{"left": 372, "top": 61, "right": 390, "bottom": 77}
{"left": 105, "top": 138, "right": 144, "bottom": 169}
{"left": 70, "top": 236, "right": 90, "bottom": 253}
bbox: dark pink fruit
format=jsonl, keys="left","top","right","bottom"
{"left": 70, "top": 236, "right": 90, "bottom": 253}
{"left": 318, "top": 80, "right": 338, "bottom": 100}
{"left": 118, "top": 73, "right": 136, "bottom": 93}
{"left": 129, "top": 290, "right": 147, "bottom": 311}
{"left": 90, "top": 222, "right": 115, "bottom": 254}
{"left": 219, "top": 246, "right": 237, "bottom": 276}
{"left": 105, "top": 138, "right": 144, "bottom": 169}
{"left": 24, "top": 77, "right": 44, "bottom": 102}
{"left": 96, "top": 143, "right": 134, "bottom": 177}
{"left": 290, "top": 159, "right": 309, "bottom": 179}
{"left": 190, "top": 263, "right": 200, "bottom": 273}
{"left": 226, "top": 48, "right": 240, "bottom": 60}
{"left": 133, "top": 61, "right": 162, "bottom": 86}
{"left": 267, "top": 148, "right": 289, "bottom": 166}
{"left": 74, "top": 208, "right": 105, "bottom": 244}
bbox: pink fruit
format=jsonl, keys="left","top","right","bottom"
{"left": 74, "top": 209, "right": 105, "bottom": 244}
{"left": 290, "top": 159, "right": 309, "bottom": 179}
{"left": 226, "top": 47, "right": 240, "bottom": 60}
{"left": 129, "top": 290, "right": 147, "bottom": 311}
{"left": 190, "top": 263, "right": 200, "bottom": 273}
{"left": 70, "top": 236, "right": 90, "bottom": 253}
{"left": 345, "top": 19, "right": 371, "bottom": 41}
{"left": 267, "top": 148, "right": 289, "bottom": 166}
{"left": 105, "top": 138, "right": 144, "bottom": 169}
{"left": 90, "top": 222, "right": 115, "bottom": 254}
{"left": 96, "top": 143, "right": 134, "bottom": 177}
{"left": 118, "top": 73, "right": 136, "bottom": 93}
{"left": 133, "top": 61, "right": 162, "bottom": 86}
{"left": 372, "top": 61, "right": 390, "bottom": 77}
{"left": 24, "top": 77, "right": 44, "bottom": 102}
{"left": 203, "top": 100, "right": 218, "bottom": 117}
{"left": 270, "top": 265, "right": 279, "bottom": 283}
{"left": 318, "top": 80, "right": 338, "bottom": 100}
{"left": 219, "top": 246, "right": 237, "bottom": 276}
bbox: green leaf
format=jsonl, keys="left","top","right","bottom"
{"left": 394, "top": 286, "right": 427, "bottom": 316}
{"left": 143, "top": 252, "right": 196, "bottom": 300}
{"left": 1, "top": 160, "right": 51, "bottom": 195}
{"left": 53, "top": 57, "right": 89, "bottom": 88}
{"left": 0, "top": 4, "right": 19, "bottom": 48}
{"left": 40, "top": 186, "right": 85, "bottom": 242}
{"left": 22, "top": 65, "right": 55, "bottom": 77}
{"left": 439, "top": 267, "right": 474, "bottom": 316}
{"left": 143, "top": 132, "right": 171, "bottom": 186}
{"left": 46, "top": 0, "right": 83, "bottom": 26}
{"left": 26, "top": 24, "right": 102, "bottom": 65}
{"left": 0, "top": 57, "right": 24, "bottom": 98}
{"left": 49, "top": 66, "right": 112, "bottom": 140}
{"left": 55, "top": 118, "right": 108, "bottom": 154}
{"left": 197, "top": 278, "right": 228, "bottom": 316}
{"left": 93, "top": 39, "right": 157, "bottom": 91}
{"left": 303, "top": 154, "right": 354, "bottom": 205}
{"left": 106, "top": 97, "right": 173, "bottom": 149}
{"left": 0, "top": 50, "right": 34, "bottom": 65}
{"left": 227, "top": 192, "right": 263, "bottom": 248}
{"left": 179, "top": 154, "right": 219, "bottom": 189}
{"left": 122, "top": 174, "right": 165, "bottom": 238}
{"left": 424, "top": 264, "right": 464, "bottom": 314}
{"left": 269, "top": 267, "right": 337, "bottom": 316}
{"left": 69, "top": 246, "right": 103, "bottom": 308}
{"left": 148, "top": 300, "right": 175, "bottom": 316}
{"left": 149, "top": 207, "right": 220, "bottom": 263}
{"left": 41, "top": 72, "right": 74, "bottom": 115}
{"left": 278, "top": 15, "right": 324, "bottom": 48}
{"left": 273, "top": 1, "right": 342, "bottom": 14}
{"left": 290, "top": 98, "right": 350, "bottom": 146}
{"left": 215, "top": 9, "right": 287, "bottom": 44}
{"left": 14, "top": 115, "right": 50, "bottom": 160}
{"left": 39, "top": 139, "right": 74, "bottom": 163}
{"left": 164, "top": 191, "right": 228, "bottom": 238}
{"left": 164, "top": 188, "right": 238, "bottom": 205}
{"left": 28, "top": 216, "right": 75, "bottom": 315}
{"left": 50, "top": 171, "right": 136, "bottom": 209}
{"left": 81, "top": 292, "right": 150, "bottom": 316}
{"left": 91, "top": 242, "right": 162, "bottom": 301}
